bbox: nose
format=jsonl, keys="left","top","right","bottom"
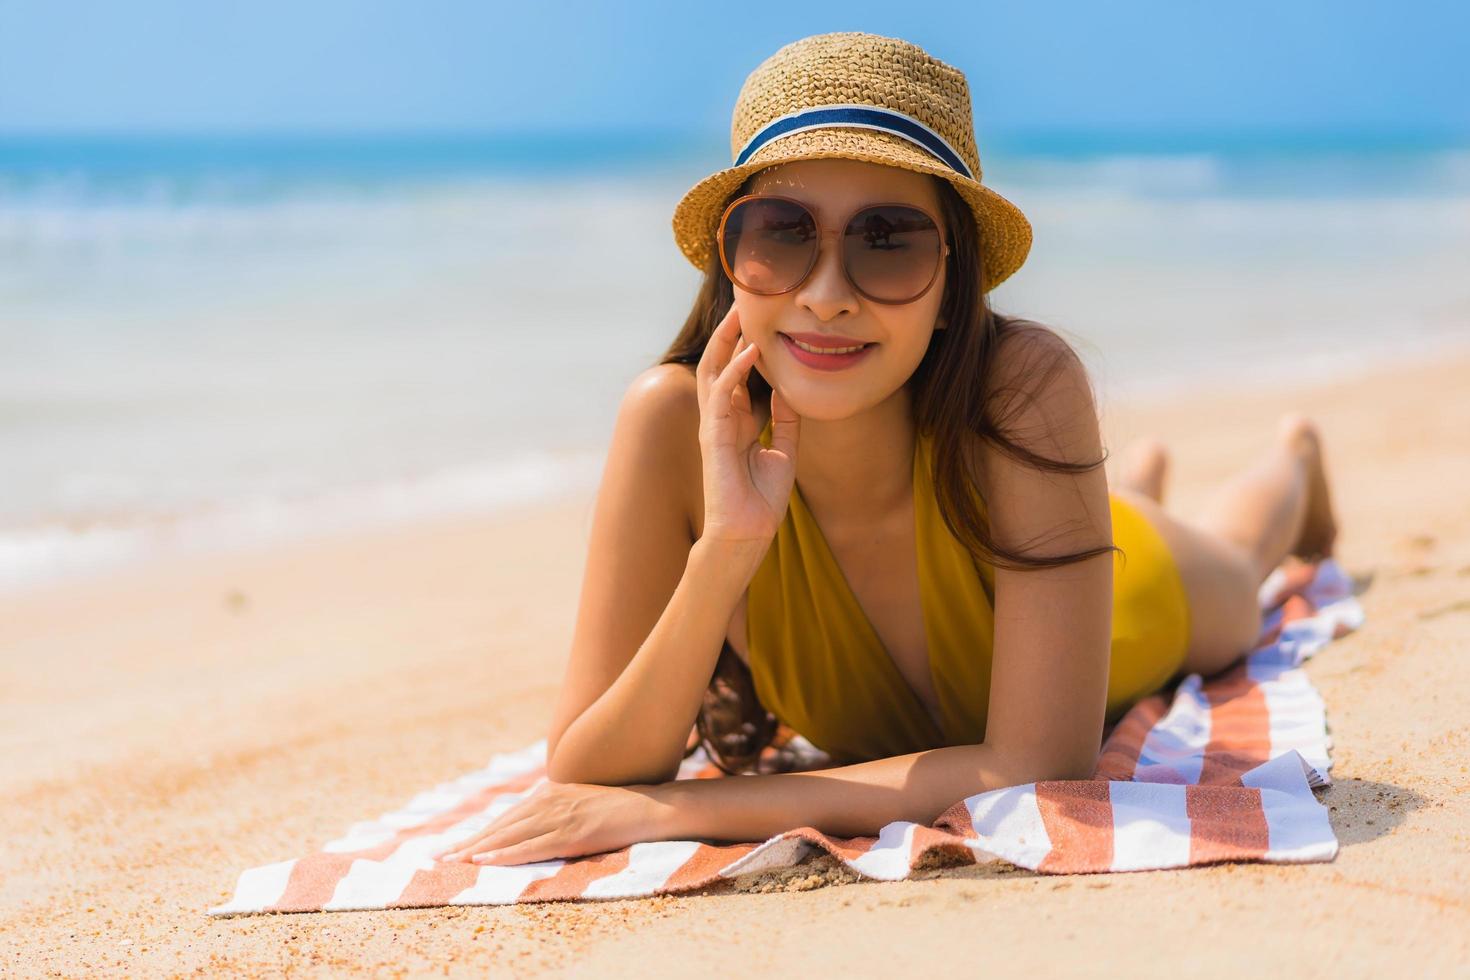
{"left": 792, "top": 228, "right": 859, "bottom": 321}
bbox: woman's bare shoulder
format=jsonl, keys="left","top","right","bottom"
{"left": 969, "top": 324, "right": 1107, "bottom": 554}
{"left": 975, "top": 324, "right": 1099, "bottom": 465}
{"left": 620, "top": 362, "right": 701, "bottom": 441}
{"left": 613, "top": 362, "right": 704, "bottom": 538}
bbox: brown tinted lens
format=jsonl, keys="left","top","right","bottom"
{"left": 842, "top": 205, "right": 942, "bottom": 302}
{"left": 720, "top": 197, "right": 817, "bottom": 293}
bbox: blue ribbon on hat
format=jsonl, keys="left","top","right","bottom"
{"left": 733, "top": 103, "right": 974, "bottom": 181}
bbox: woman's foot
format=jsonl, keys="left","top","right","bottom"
{"left": 1276, "top": 413, "right": 1338, "bottom": 562}
{"left": 1117, "top": 436, "right": 1170, "bottom": 504}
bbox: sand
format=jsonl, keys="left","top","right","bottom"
{"left": 3, "top": 347, "right": 1469, "bottom": 977}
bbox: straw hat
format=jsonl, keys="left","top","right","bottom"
{"left": 671, "top": 31, "right": 1032, "bottom": 292}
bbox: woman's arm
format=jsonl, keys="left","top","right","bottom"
{"left": 548, "top": 306, "right": 795, "bottom": 787}
{"left": 442, "top": 328, "right": 1112, "bottom": 866}
{"left": 657, "top": 740, "right": 1059, "bottom": 841}
{"left": 549, "top": 532, "right": 765, "bottom": 786}
{"left": 545, "top": 364, "right": 765, "bottom": 786}
{"left": 665, "top": 328, "right": 1114, "bottom": 841}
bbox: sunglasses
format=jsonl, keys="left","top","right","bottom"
{"left": 717, "top": 194, "right": 951, "bottom": 305}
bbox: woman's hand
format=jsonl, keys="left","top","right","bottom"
{"left": 696, "top": 305, "right": 800, "bottom": 545}
{"left": 431, "top": 780, "right": 680, "bottom": 867}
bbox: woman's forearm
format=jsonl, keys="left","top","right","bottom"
{"left": 655, "top": 740, "right": 1069, "bottom": 842}
{"left": 547, "top": 535, "right": 769, "bottom": 786}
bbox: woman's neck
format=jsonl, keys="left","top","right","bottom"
{"left": 789, "top": 386, "right": 917, "bottom": 529}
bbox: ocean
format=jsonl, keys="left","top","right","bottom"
{"left": 2, "top": 131, "right": 1467, "bottom": 588}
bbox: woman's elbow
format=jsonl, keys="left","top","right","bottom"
{"left": 993, "top": 749, "right": 1097, "bottom": 786}
{"left": 546, "top": 748, "right": 680, "bottom": 787}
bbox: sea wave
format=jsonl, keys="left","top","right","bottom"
{"left": 0, "top": 449, "right": 603, "bottom": 593}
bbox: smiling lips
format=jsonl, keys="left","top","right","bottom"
{"left": 777, "top": 331, "right": 877, "bottom": 371}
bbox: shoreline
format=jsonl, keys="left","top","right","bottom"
{"left": 6, "top": 331, "right": 1469, "bottom": 598}
{"left": 3, "top": 344, "right": 1469, "bottom": 974}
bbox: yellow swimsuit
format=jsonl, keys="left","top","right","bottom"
{"left": 745, "top": 417, "right": 1192, "bottom": 764}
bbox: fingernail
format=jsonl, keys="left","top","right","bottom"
{"left": 471, "top": 849, "right": 500, "bottom": 864}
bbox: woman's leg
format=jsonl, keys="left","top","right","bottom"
{"left": 1193, "top": 413, "right": 1338, "bottom": 580}
{"left": 1112, "top": 412, "right": 1340, "bottom": 678}
{"left": 1115, "top": 436, "right": 1170, "bottom": 504}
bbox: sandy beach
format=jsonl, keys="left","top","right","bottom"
{"left": 3, "top": 344, "right": 1468, "bottom": 977}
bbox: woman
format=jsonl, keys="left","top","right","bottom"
{"left": 435, "top": 32, "right": 1337, "bottom": 867}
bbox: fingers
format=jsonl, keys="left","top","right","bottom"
{"left": 695, "top": 305, "right": 743, "bottom": 404}
{"left": 468, "top": 832, "right": 561, "bottom": 866}
{"left": 707, "top": 338, "right": 761, "bottom": 424}
{"left": 436, "top": 822, "right": 561, "bottom": 866}
{"left": 434, "top": 811, "right": 541, "bottom": 862}
{"left": 767, "top": 384, "right": 800, "bottom": 459}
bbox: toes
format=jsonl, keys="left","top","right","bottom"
{"left": 1118, "top": 437, "right": 1170, "bottom": 502}
{"left": 1275, "top": 412, "right": 1320, "bottom": 456}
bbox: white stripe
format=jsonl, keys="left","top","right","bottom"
{"left": 1134, "top": 674, "right": 1212, "bottom": 785}
{"left": 1248, "top": 656, "right": 1332, "bottom": 785}
{"left": 716, "top": 834, "right": 820, "bottom": 879}
{"left": 959, "top": 784, "right": 1053, "bottom": 869}
{"left": 846, "top": 822, "right": 921, "bottom": 881}
{"left": 206, "top": 858, "right": 297, "bottom": 916}
{"left": 324, "top": 856, "right": 426, "bottom": 912}
{"left": 1257, "top": 565, "right": 1289, "bottom": 608}
{"left": 1242, "top": 751, "right": 1338, "bottom": 862}
{"left": 451, "top": 860, "right": 568, "bottom": 905}
{"left": 322, "top": 741, "right": 547, "bottom": 851}
{"left": 324, "top": 779, "right": 546, "bottom": 854}
{"left": 582, "top": 840, "right": 704, "bottom": 898}
{"left": 1107, "top": 781, "right": 1192, "bottom": 871}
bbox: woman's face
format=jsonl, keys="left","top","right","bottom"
{"left": 736, "top": 158, "right": 949, "bottom": 423}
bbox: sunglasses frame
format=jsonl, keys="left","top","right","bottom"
{"left": 716, "top": 193, "right": 952, "bottom": 306}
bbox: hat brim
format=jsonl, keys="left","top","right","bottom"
{"left": 671, "top": 127, "right": 1032, "bottom": 292}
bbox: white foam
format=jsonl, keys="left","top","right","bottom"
{"left": 0, "top": 449, "right": 602, "bottom": 592}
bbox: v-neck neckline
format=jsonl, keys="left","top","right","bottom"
{"left": 782, "top": 429, "right": 949, "bottom": 744}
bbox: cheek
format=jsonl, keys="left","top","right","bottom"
{"left": 879, "top": 307, "right": 943, "bottom": 360}
{"left": 730, "top": 291, "right": 786, "bottom": 340}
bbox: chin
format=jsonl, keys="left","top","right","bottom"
{"left": 770, "top": 384, "right": 874, "bottom": 423}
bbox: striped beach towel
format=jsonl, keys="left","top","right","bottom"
{"left": 208, "top": 557, "right": 1363, "bottom": 916}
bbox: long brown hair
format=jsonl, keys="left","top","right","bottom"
{"left": 661, "top": 170, "right": 1121, "bottom": 774}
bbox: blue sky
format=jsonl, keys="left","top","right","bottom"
{"left": 1, "top": 0, "right": 1466, "bottom": 139}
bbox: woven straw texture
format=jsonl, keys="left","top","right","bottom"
{"left": 671, "top": 32, "right": 1033, "bottom": 292}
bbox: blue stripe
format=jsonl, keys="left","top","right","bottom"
{"left": 733, "top": 105, "right": 973, "bottom": 180}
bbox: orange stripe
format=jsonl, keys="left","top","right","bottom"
{"left": 1185, "top": 785, "right": 1269, "bottom": 863}
{"left": 932, "top": 798, "right": 981, "bottom": 838}
{"left": 269, "top": 764, "right": 545, "bottom": 912}
{"left": 659, "top": 841, "right": 763, "bottom": 892}
{"left": 1093, "top": 693, "right": 1168, "bottom": 780}
{"left": 805, "top": 830, "right": 883, "bottom": 864}
{"left": 1035, "top": 780, "right": 1114, "bottom": 873}
{"left": 1280, "top": 593, "right": 1316, "bottom": 626}
{"left": 521, "top": 847, "right": 632, "bottom": 901}
{"left": 909, "top": 823, "right": 977, "bottom": 869}
{"left": 1197, "top": 664, "right": 1272, "bottom": 785}
{"left": 267, "top": 853, "right": 358, "bottom": 913}
{"left": 393, "top": 861, "right": 486, "bottom": 909}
